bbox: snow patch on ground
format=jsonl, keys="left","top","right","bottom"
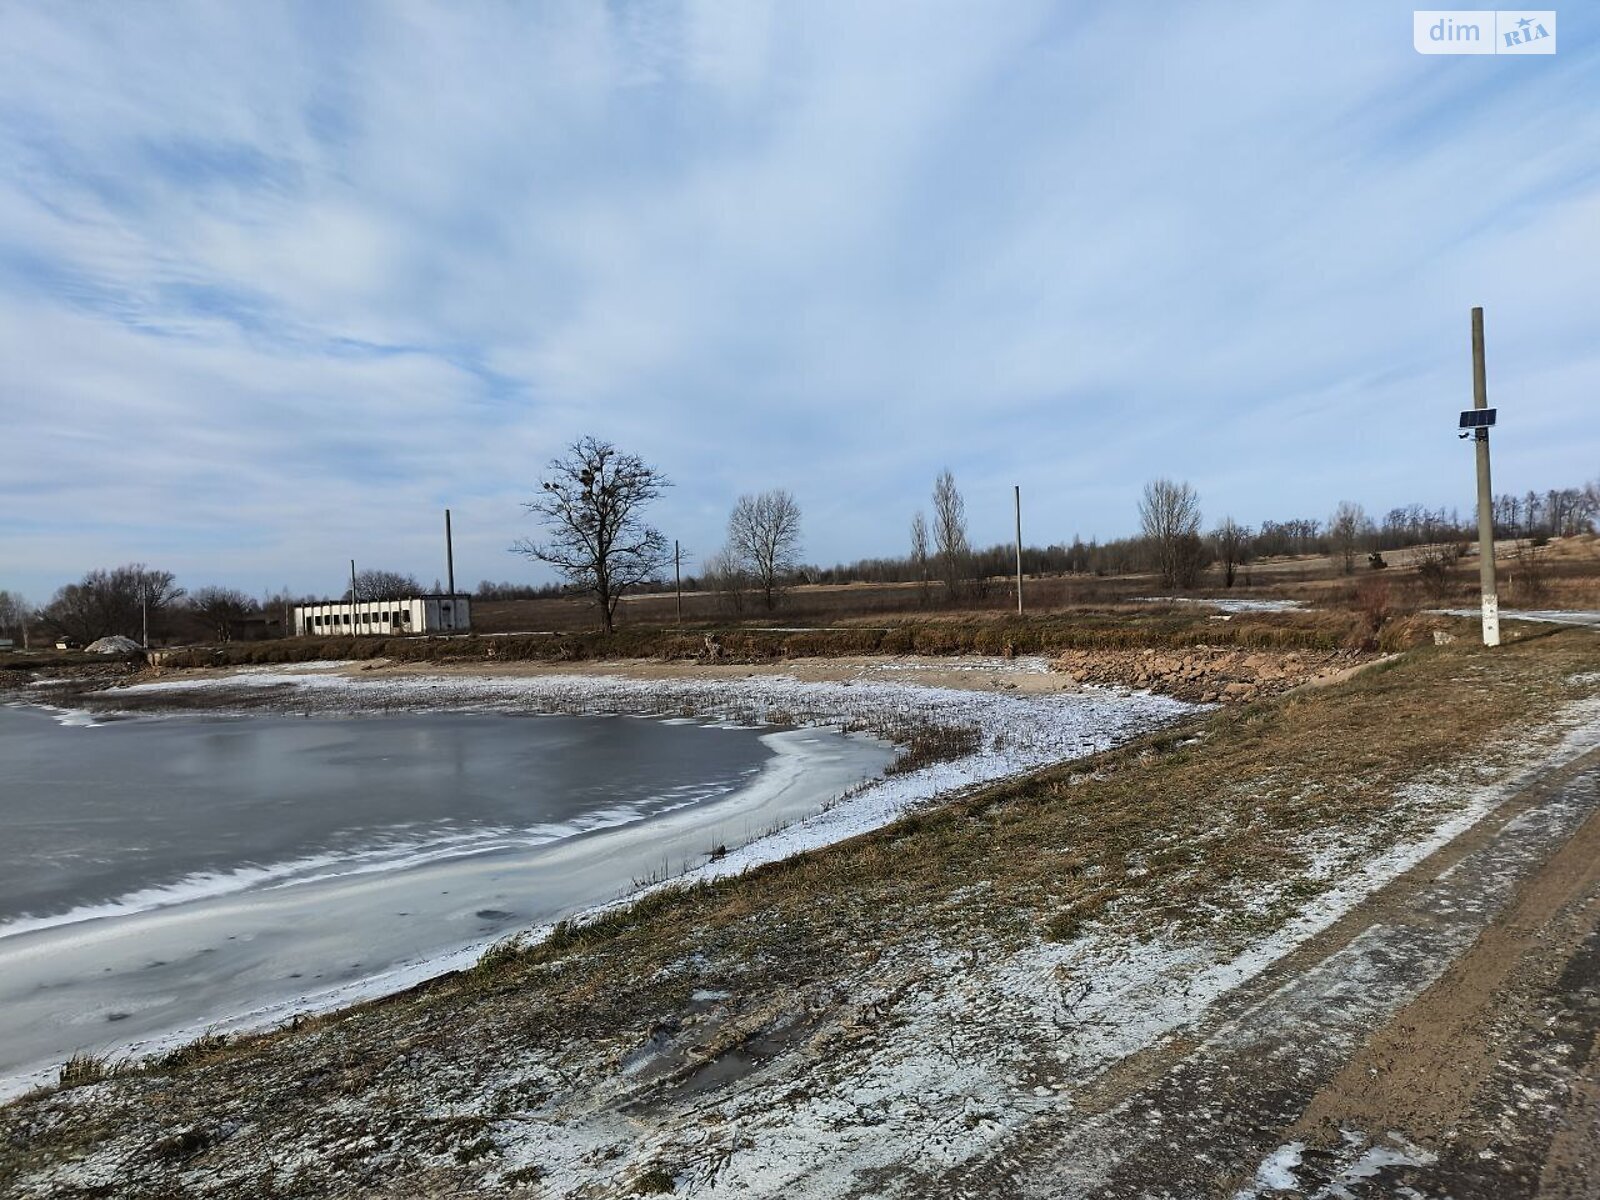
{"left": 1133, "top": 596, "right": 1307, "bottom": 613}
{"left": 1432, "top": 607, "right": 1600, "bottom": 628}
{"left": 1237, "top": 1141, "right": 1305, "bottom": 1195}
{"left": 1234, "top": 1130, "right": 1437, "bottom": 1199}
{"left": 855, "top": 654, "right": 1054, "bottom": 674}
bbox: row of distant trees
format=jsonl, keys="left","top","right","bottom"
{"left": 2, "top": 568, "right": 277, "bottom": 647}
{"left": 805, "top": 478, "right": 1600, "bottom": 596}
{"left": 345, "top": 458, "right": 1600, "bottom": 619}
{"left": 11, "top": 434, "right": 1597, "bottom": 642}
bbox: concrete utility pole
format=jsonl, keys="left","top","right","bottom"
{"left": 1471, "top": 306, "right": 1500, "bottom": 648}
{"left": 1014, "top": 485, "right": 1024, "bottom": 616}
{"left": 350, "top": 559, "right": 358, "bottom": 633}
{"left": 140, "top": 587, "right": 149, "bottom": 649}
{"left": 444, "top": 509, "right": 456, "bottom": 597}
{"left": 674, "top": 540, "right": 683, "bottom": 625}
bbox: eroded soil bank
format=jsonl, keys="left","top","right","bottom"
{"left": 3, "top": 633, "right": 1598, "bottom": 1199}
{"left": 1049, "top": 645, "right": 1369, "bottom": 703}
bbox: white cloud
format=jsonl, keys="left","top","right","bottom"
{"left": 1, "top": 0, "right": 1597, "bottom": 602}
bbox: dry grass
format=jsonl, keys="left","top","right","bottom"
{"left": 143, "top": 608, "right": 1387, "bottom": 675}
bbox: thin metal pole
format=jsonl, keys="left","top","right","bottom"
{"left": 675, "top": 540, "right": 683, "bottom": 625}
{"left": 445, "top": 508, "right": 456, "bottom": 597}
{"left": 1014, "top": 485, "right": 1024, "bottom": 616}
{"left": 1471, "top": 308, "right": 1499, "bottom": 647}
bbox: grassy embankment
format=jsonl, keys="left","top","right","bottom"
{"left": 3, "top": 623, "right": 1595, "bottom": 1196}
{"left": 142, "top": 606, "right": 1429, "bottom": 671}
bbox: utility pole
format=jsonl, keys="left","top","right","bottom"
{"left": 350, "top": 559, "right": 358, "bottom": 635}
{"left": 1014, "top": 485, "right": 1024, "bottom": 616}
{"left": 1470, "top": 307, "right": 1499, "bottom": 648}
{"left": 444, "top": 508, "right": 456, "bottom": 597}
{"left": 140, "top": 586, "right": 149, "bottom": 649}
{"left": 675, "top": 540, "right": 683, "bottom": 625}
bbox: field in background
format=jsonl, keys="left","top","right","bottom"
{"left": 470, "top": 535, "right": 1600, "bottom": 636}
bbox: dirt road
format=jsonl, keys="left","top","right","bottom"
{"left": 929, "top": 749, "right": 1600, "bottom": 1199}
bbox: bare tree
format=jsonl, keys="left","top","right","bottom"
{"left": 1212, "top": 517, "right": 1249, "bottom": 588}
{"left": 0, "top": 590, "right": 34, "bottom": 647}
{"left": 189, "top": 587, "right": 255, "bottom": 642}
{"left": 345, "top": 569, "right": 423, "bottom": 601}
{"left": 1139, "top": 479, "right": 1203, "bottom": 590}
{"left": 41, "top": 565, "right": 184, "bottom": 645}
{"left": 1329, "top": 501, "right": 1366, "bottom": 575}
{"left": 727, "top": 489, "right": 803, "bottom": 611}
{"left": 1509, "top": 539, "right": 1550, "bottom": 605}
{"left": 909, "top": 511, "right": 931, "bottom": 606}
{"left": 511, "top": 436, "right": 671, "bottom": 634}
{"left": 932, "top": 469, "right": 971, "bottom": 604}
{"left": 1414, "top": 543, "right": 1462, "bottom": 602}
{"left": 701, "top": 546, "right": 750, "bottom": 615}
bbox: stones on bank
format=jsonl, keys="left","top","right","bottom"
{"left": 1050, "top": 646, "right": 1365, "bottom": 704}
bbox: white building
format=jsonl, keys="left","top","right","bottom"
{"left": 293, "top": 595, "right": 472, "bottom": 637}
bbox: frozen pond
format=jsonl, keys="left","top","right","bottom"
{"left": 0, "top": 705, "right": 892, "bottom": 1094}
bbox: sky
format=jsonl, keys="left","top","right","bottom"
{"left": 1, "top": 2, "right": 1596, "bottom": 604}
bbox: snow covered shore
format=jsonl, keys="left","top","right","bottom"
{"left": 0, "top": 663, "right": 1196, "bottom": 1100}
{"left": 105, "top": 661, "right": 1199, "bottom": 880}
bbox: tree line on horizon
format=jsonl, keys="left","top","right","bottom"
{"left": 7, "top": 436, "right": 1597, "bottom": 644}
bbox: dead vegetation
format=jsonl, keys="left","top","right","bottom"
{"left": 140, "top": 608, "right": 1391, "bottom": 675}
{"left": 4, "top": 630, "right": 1597, "bottom": 1197}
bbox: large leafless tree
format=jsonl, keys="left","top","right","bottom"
{"left": 1139, "top": 479, "right": 1203, "bottom": 590}
{"left": 727, "top": 489, "right": 803, "bottom": 611}
{"left": 344, "top": 569, "right": 424, "bottom": 601}
{"left": 932, "top": 469, "right": 970, "bottom": 604}
{"left": 189, "top": 587, "right": 256, "bottom": 642}
{"left": 512, "top": 437, "right": 671, "bottom": 634}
